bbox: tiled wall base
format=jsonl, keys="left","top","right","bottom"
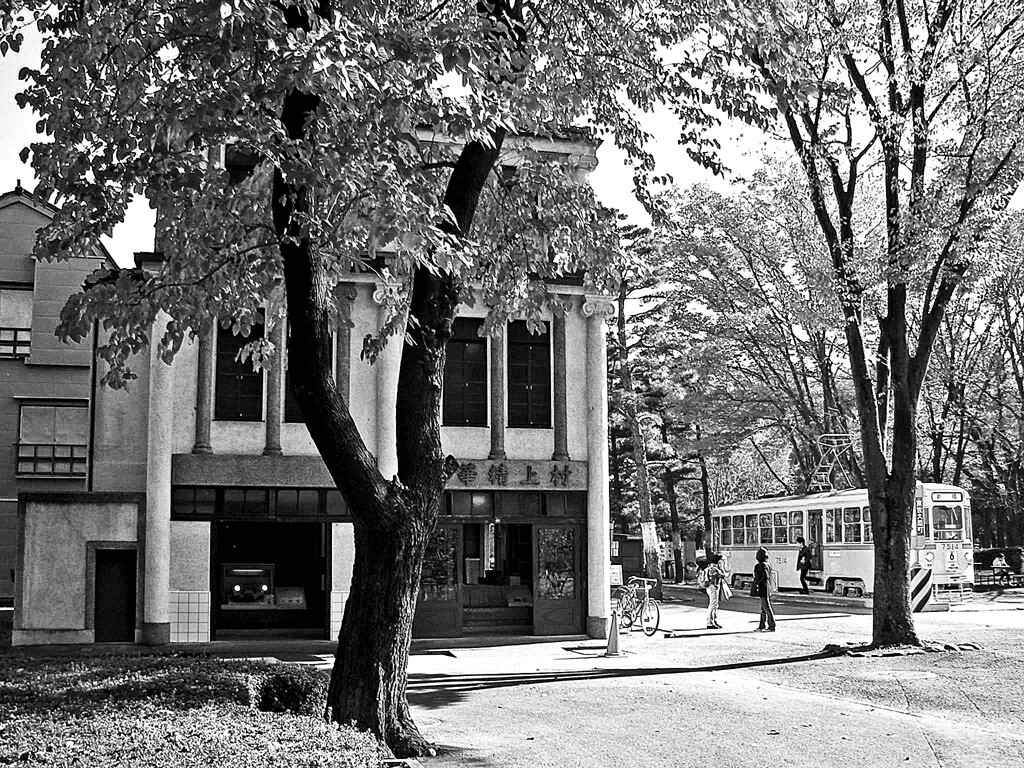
{"left": 330, "top": 590, "right": 349, "bottom": 640}
{"left": 169, "top": 591, "right": 211, "bottom": 643}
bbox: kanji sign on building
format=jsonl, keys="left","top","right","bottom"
{"left": 446, "top": 459, "right": 587, "bottom": 491}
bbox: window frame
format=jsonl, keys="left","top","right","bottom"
{"left": 442, "top": 317, "right": 489, "bottom": 427}
{"left": 214, "top": 316, "right": 265, "bottom": 422}
{"left": 16, "top": 399, "right": 89, "bottom": 477}
{"left": 506, "top": 320, "right": 552, "bottom": 429}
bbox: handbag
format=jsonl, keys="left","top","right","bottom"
{"left": 749, "top": 582, "right": 758, "bottom": 598}
{"left": 720, "top": 582, "right": 733, "bottom": 601}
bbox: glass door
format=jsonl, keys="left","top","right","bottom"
{"left": 412, "top": 524, "right": 462, "bottom": 638}
{"left": 533, "top": 524, "right": 583, "bottom": 635}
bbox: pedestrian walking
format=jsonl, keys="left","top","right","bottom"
{"left": 796, "top": 536, "right": 812, "bottom": 594}
{"left": 752, "top": 547, "right": 776, "bottom": 632}
{"left": 699, "top": 553, "right": 727, "bottom": 629}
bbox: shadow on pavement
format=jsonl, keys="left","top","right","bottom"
{"left": 408, "top": 649, "right": 840, "bottom": 709}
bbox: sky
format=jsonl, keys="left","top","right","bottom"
{"left": 1, "top": 34, "right": 1014, "bottom": 268}
{"left": 0, "top": 30, "right": 775, "bottom": 268}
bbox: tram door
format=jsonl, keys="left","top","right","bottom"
{"left": 808, "top": 509, "right": 824, "bottom": 569}
{"left": 533, "top": 524, "right": 583, "bottom": 635}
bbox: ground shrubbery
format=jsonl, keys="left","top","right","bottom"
{"left": 0, "top": 655, "right": 381, "bottom": 767}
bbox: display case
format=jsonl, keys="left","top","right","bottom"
{"left": 221, "top": 563, "right": 275, "bottom": 609}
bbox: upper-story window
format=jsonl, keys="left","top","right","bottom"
{"left": 507, "top": 320, "right": 551, "bottom": 428}
{"left": 0, "top": 288, "right": 32, "bottom": 358}
{"left": 17, "top": 401, "right": 88, "bottom": 476}
{"left": 443, "top": 317, "right": 487, "bottom": 426}
{"left": 284, "top": 327, "right": 337, "bottom": 423}
{"left": 214, "top": 318, "right": 264, "bottom": 421}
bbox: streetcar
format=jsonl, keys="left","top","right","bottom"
{"left": 710, "top": 482, "right": 973, "bottom": 604}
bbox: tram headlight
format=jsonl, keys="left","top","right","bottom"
{"left": 924, "top": 552, "right": 935, "bottom": 563}
{"left": 233, "top": 584, "right": 241, "bottom": 593}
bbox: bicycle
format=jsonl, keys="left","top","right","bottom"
{"left": 612, "top": 576, "right": 660, "bottom": 636}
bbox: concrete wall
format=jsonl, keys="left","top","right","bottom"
{"left": 0, "top": 193, "right": 108, "bottom": 602}
{"left": 13, "top": 494, "right": 142, "bottom": 644}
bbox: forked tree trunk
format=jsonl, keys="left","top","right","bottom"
{"left": 272, "top": 36, "right": 506, "bottom": 750}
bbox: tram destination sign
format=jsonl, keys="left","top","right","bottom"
{"left": 446, "top": 459, "right": 588, "bottom": 491}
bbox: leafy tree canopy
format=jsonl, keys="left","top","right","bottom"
{"left": 0, "top": 0, "right": 739, "bottom": 385}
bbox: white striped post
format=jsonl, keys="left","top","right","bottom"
{"left": 910, "top": 566, "right": 933, "bottom": 613}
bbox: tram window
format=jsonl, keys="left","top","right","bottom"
{"left": 843, "top": 507, "right": 861, "bottom": 542}
{"left": 720, "top": 516, "right": 731, "bottom": 530}
{"left": 862, "top": 507, "right": 872, "bottom": 542}
{"left": 721, "top": 528, "right": 732, "bottom": 545}
{"left": 759, "top": 512, "right": 773, "bottom": 543}
{"left": 787, "top": 511, "right": 803, "bottom": 546}
{"left": 773, "top": 512, "right": 788, "bottom": 541}
{"left": 825, "top": 509, "right": 842, "bottom": 543}
{"left": 746, "top": 515, "right": 758, "bottom": 544}
{"left": 932, "top": 505, "right": 963, "bottom": 540}
{"left": 713, "top": 518, "right": 722, "bottom": 549}
{"left": 733, "top": 528, "right": 745, "bottom": 544}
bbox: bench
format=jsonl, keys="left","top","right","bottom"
{"left": 975, "top": 569, "right": 1024, "bottom": 588}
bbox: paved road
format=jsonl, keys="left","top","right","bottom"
{"left": 406, "top": 590, "right": 1024, "bottom": 768}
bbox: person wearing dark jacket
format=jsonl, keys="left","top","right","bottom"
{"left": 753, "top": 547, "right": 776, "bottom": 632}
{"left": 796, "top": 536, "right": 812, "bottom": 594}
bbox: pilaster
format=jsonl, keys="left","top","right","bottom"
{"left": 488, "top": 322, "right": 506, "bottom": 460}
{"left": 143, "top": 312, "right": 174, "bottom": 645}
{"left": 372, "top": 284, "right": 402, "bottom": 478}
{"left": 582, "top": 294, "right": 615, "bottom": 639}
{"left": 551, "top": 298, "right": 570, "bottom": 461}
{"left": 192, "top": 319, "right": 213, "bottom": 454}
{"left": 263, "top": 314, "right": 284, "bottom": 456}
{"left": 335, "top": 283, "right": 358, "bottom": 401}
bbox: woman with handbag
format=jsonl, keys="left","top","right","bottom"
{"left": 703, "top": 553, "right": 727, "bottom": 629}
{"left": 752, "top": 547, "right": 777, "bottom": 632}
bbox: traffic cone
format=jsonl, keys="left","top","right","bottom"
{"left": 604, "top": 608, "right": 623, "bottom": 657}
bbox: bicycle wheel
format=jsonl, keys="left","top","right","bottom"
{"left": 640, "top": 598, "right": 660, "bottom": 636}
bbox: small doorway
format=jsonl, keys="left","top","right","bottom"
{"left": 94, "top": 549, "right": 137, "bottom": 642}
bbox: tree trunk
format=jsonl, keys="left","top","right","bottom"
{"left": 664, "top": 468, "right": 684, "bottom": 583}
{"left": 615, "top": 285, "right": 662, "bottom": 596}
{"left": 273, "top": 35, "right": 507, "bottom": 748}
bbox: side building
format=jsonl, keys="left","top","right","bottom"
{"left": 12, "top": 135, "right": 615, "bottom": 645}
{"left": 0, "top": 185, "right": 110, "bottom": 607}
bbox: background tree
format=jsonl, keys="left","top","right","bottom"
{"left": 651, "top": 176, "right": 862, "bottom": 491}
{"left": 697, "top": 0, "right": 1024, "bottom": 647}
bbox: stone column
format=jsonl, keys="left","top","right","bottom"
{"left": 582, "top": 294, "right": 615, "bottom": 639}
{"left": 143, "top": 312, "right": 174, "bottom": 645}
{"left": 551, "top": 300, "right": 570, "bottom": 461}
{"left": 488, "top": 322, "right": 506, "bottom": 460}
{"left": 373, "top": 284, "right": 401, "bottom": 478}
{"left": 263, "top": 314, "right": 284, "bottom": 456}
{"left": 335, "top": 283, "right": 358, "bottom": 401}
{"left": 192, "top": 319, "right": 213, "bottom": 454}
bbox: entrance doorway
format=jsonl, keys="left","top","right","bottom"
{"left": 94, "top": 549, "right": 137, "bottom": 642}
{"left": 461, "top": 522, "right": 534, "bottom": 634}
{"left": 214, "top": 521, "right": 328, "bottom": 638}
{"left": 413, "top": 518, "right": 586, "bottom": 638}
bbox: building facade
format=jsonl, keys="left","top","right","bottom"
{"left": 0, "top": 186, "right": 110, "bottom": 607}
{"left": 12, "top": 136, "right": 616, "bottom": 645}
